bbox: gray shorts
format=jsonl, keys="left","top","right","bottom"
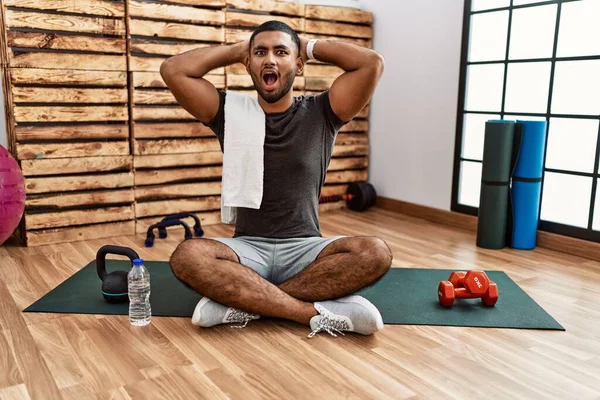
{"left": 210, "top": 236, "right": 345, "bottom": 285}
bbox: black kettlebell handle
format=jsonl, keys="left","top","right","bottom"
{"left": 96, "top": 245, "right": 140, "bottom": 281}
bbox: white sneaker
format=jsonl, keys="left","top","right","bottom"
{"left": 308, "top": 295, "right": 384, "bottom": 338}
{"left": 191, "top": 297, "right": 260, "bottom": 328}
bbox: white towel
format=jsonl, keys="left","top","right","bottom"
{"left": 221, "top": 91, "right": 266, "bottom": 224}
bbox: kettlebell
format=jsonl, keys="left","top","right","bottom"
{"left": 96, "top": 245, "right": 140, "bottom": 303}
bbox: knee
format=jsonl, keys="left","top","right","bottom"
{"left": 170, "top": 239, "right": 193, "bottom": 274}
{"left": 362, "top": 237, "right": 392, "bottom": 275}
{"left": 169, "top": 239, "right": 210, "bottom": 281}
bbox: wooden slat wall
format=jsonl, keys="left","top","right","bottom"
{"left": 0, "top": 0, "right": 135, "bottom": 246}
{"left": 303, "top": 3, "right": 373, "bottom": 210}
{"left": 0, "top": 0, "right": 374, "bottom": 245}
{"left": 129, "top": 0, "right": 226, "bottom": 230}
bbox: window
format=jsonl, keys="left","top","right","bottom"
{"left": 452, "top": 0, "right": 600, "bottom": 242}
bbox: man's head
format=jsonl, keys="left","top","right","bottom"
{"left": 247, "top": 21, "right": 303, "bottom": 104}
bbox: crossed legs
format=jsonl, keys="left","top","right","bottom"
{"left": 169, "top": 236, "right": 393, "bottom": 326}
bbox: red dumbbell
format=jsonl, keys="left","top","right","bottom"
{"left": 438, "top": 270, "right": 499, "bottom": 307}
{"left": 448, "top": 270, "right": 489, "bottom": 295}
{"left": 448, "top": 271, "right": 466, "bottom": 287}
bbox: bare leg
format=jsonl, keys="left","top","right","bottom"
{"left": 278, "top": 236, "right": 393, "bottom": 302}
{"left": 169, "top": 239, "right": 317, "bottom": 325}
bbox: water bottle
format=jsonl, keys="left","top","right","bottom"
{"left": 128, "top": 258, "right": 151, "bottom": 326}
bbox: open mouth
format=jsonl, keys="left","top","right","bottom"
{"left": 262, "top": 71, "right": 279, "bottom": 89}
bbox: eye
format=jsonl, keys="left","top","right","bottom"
{"left": 255, "top": 50, "right": 265, "bottom": 56}
{"left": 277, "top": 50, "right": 287, "bottom": 55}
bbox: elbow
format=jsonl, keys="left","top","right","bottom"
{"left": 371, "top": 52, "right": 385, "bottom": 76}
{"left": 361, "top": 51, "right": 385, "bottom": 79}
{"left": 159, "top": 57, "right": 176, "bottom": 81}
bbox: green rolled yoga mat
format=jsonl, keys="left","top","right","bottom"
{"left": 477, "top": 121, "right": 523, "bottom": 249}
{"left": 23, "top": 262, "right": 564, "bottom": 330}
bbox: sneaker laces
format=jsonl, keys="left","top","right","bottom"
{"left": 308, "top": 310, "right": 350, "bottom": 338}
{"left": 225, "top": 308, "right": 259, "bottom": 329}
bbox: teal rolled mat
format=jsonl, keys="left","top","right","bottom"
{"left": 477, "top": 120, "right": 521, "bottom": 249}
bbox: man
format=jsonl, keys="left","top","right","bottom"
{"left": 161, "top": 21, "right": 391, "bottom": 338}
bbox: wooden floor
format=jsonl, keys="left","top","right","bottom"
{"left": 1, "top": 207, "right": 600, "bottom": 400}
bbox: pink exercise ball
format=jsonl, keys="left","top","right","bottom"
{"left": 0, "top": 145, "right": 25, "bottom": 246}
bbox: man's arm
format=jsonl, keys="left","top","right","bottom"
{"left": 160, "top": 41, "right": 249, "bottom": 125}
{"left": 300, "top": 38, "right": 384, "bottom": 123}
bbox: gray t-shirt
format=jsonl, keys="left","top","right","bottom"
{"left": 208, "top": 90, "right": 347, "bottom": 238}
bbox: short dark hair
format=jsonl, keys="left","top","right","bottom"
{"left": 249, "top": 20, "right": 300, "bottom": 55}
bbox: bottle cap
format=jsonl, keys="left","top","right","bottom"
{"left": 132, "top": 258, "right": 144, "bottom": 266}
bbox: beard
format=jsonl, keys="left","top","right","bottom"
{"left": 250, "top": 68, "right": 296, "bottom": 104}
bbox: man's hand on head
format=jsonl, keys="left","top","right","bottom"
{"left": 238, "top": 39, "right": 250, "bottom": 66}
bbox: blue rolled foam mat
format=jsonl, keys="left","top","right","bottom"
{"left": 511, "top": 180, "right": 543, "bottom": 249}
{"left": 511, "top": 120, "right": 548, "bottom": 249}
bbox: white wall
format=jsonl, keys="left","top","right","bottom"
{"left": 359, "top": 0, "right": 465, "bottom": 210}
